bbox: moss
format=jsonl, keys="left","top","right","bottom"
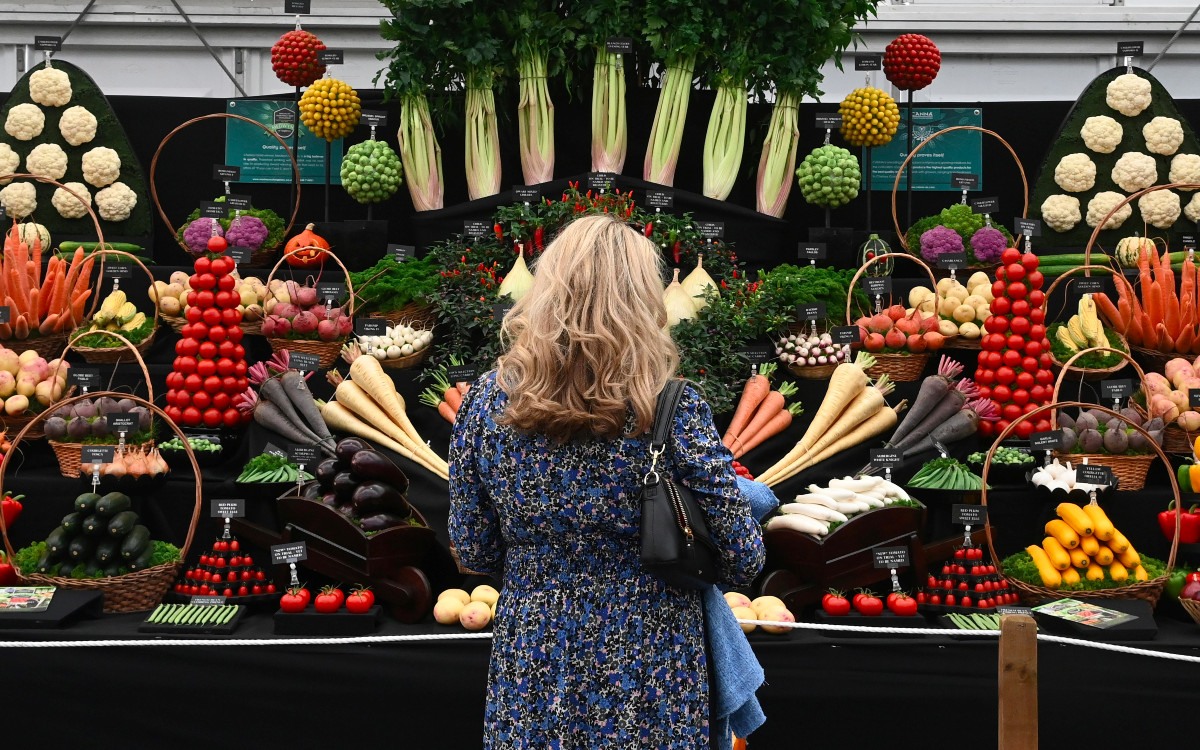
{"left": 1002, "top": 550, "right": 1166, "bottom": 590}
{"left": 1047, "top": 325, "right": 1128, "bottom": 368}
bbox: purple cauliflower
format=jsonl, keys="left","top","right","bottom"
{"left": 183, "top": 218, "right": 223, "bottom": 255}
{"left": 969, "top": 226, "right": 1007, "bottom": 264}
{"left": 918, "top": 225, "right": 964, "bottom": 263}
{"left": 225, "top": 215, "right": 268, "bottom": 251}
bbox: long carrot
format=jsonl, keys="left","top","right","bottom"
{"left": 444, "top": 386, "right": 463, "bottom": 412}
{"left": 1147, "top": 279, "right": 1163, "bottom": 329}
{"left": 729, "top": 380, "right": 797, "bottom": 455}
{"left": 764, "top": 401, "right": 908, "bottom": 488}
{"left": 733, "top": 403, "right": 802, "bottom": 459}
{"left": 348, "top": 355, "right": 446, "bottom": 468}
{"left": 722, "top": 362, "right": 775, "bottom": 447}
{"left": 1094, "top": 292, "right": 1124, "bottom": 332}
{"left": 1163, "top": 263, "right": 1181, "bottom": 339}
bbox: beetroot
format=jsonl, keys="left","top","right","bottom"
{"left": 309, "top": 305, "right": 327, "bottom": 320}
{"left": 292, "top": 311, "right": 318, "bottom": 334}
{"left": 336, "top": 316, "right": 353, "bottom": 336}
{"left": 273, "top": 302, "right": 298, "bottom": 320}
{"left": 317, "top": 319, "right": 339, "bottom": 341}
{"left": 294, "top": 286, "right": 318, "bottom": 307}
{"left": 274, "top": 316, "right": 292, "bottom": 336}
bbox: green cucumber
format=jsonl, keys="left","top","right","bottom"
{"left": 57, "top": 241, "right": 145, "bottom": 254}
{"left": 45, "top": 526, "right": 70, "bottom": 558}
{"left": 95, "top": 493, "right": 131, "bottom": 517}
{"left": 82, "top": 513, "right": 106, "bottom": 536}
{"left": 107, "top": 511, "right": 139, "bottom": 538}
{"left": 67, "top": 536, "right": 94, "bottom": 562}
{"left": 74, "top": 492, "right": 101, "bottom": 514}
{"left": 60, "top": 512, "right": 83, "bottom": 535}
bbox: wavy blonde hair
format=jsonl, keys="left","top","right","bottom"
{"left": 496, "top": 214, "right": 679, "bottom": 441}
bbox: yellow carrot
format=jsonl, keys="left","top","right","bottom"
{"left": 320, "top": 400, "right": 449, "bottom": 480}
{"left": 764, "top": 401, "right": 905, "bottom": 488}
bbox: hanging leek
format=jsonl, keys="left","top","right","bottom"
{"left": 756, "top": 90, "right": 801, "bottom": 217}
{"left": 452, "top": 1, "right": 506, "bottom": 201}
{"left": 397, "top": 94, "right": 445, "bottom": 212}
{"left": 464, "top": 72, "right": 501, "bottom": 200}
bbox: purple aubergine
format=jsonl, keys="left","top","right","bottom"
{"left": 334, "top": 437, "right": 370, "bottom": 470}
{"left": 315, "top": 458, "right": 339, "bottom": 491}
{"left": 351, "top": 481, "right": 411, "bottom": 516}
{"left": 359, "top": 512, "right": 407, "bottom": 531}
{"left": 333, "top": 472, "right": 358, "bottom": 505}
{"left": 349, "top": 450, "right": 410, "bottom": 494}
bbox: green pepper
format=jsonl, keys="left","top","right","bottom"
{"left": 1166, "top": 570, "right": 1188, "bottom": 599}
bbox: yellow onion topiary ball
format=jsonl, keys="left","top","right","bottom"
{"left": 299, "top": 77, "right": 362, "bottom": 141}
{"left": 838, "top": 87, "right": 901, "bottom": 148}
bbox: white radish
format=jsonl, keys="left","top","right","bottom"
{"left": 779, "top": 503, "right": 848, "bottom": 522}
{"left": 829, "top": 476, "right": 881, "bottom": 492}
{"left": 833, "top": 499, "right": 871, "bottom": 514}
{"left": 767, "top": 514, "right": 829, "bottom": 535}
{"left": 874, "top": 479, "right": 910, "bottom": 501}
{"left": 792, "top": 493, "right": 839, "bottom": 509}
{"left": 854, "top": 494, "right": 886, "bottom": 508}
{"left": 810, "top": 484, "right": 855, "bottom": 501}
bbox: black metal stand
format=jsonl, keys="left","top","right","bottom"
{"left": 288, "top": 85, "right": 300, "bottom": 212}
{"left": 824, "top": 207, "right": 831, "bottom": 230}
{"left": 905, "top": 89, "right": 914, "bottom": 229}
{"left": 324, "top": 139, "right": 332, "bottom": 224}
{"left": 367, "top": 203, "right": 373, "bottom": 221}
{"left": 864, "top": 146, "right": 873, "bottom": 233}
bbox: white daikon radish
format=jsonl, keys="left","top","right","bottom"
{"left": 767, "top": 514, "right": 829, "bottom": 535}
{"left": 779, "top": 503, "right": 848, "bottom": 522}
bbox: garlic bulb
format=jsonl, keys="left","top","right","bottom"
{"left": 498, "top": 245, "right": 534, "bottom": 302}
{"left": 663, "top": 268, "right": 698, "bottom": 327}
{"left": 680, "top": 254, "right": 719, "bottom": 310}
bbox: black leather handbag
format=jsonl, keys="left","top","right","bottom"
{"left": 639, "top": 379, "right": 720, "bottom": 589}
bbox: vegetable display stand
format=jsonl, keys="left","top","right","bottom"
{"left": 71, "top": 249, "right": 160, "bottom": 364}
{"left": 981, "top": 399, "right": 1180, "bottom": 606}
{"left": 149, "top": 113, "right": 300, "bottom": 267}
{"left": 845, "top": 252, "right": 938, "bottom": 382}
{"left": 264, "top": 248, "right": 356, "bottom": 370}
{"left": 232, "top": 484, "right": 435, "bottom": 623}
{"left": 49, "top": 332, "right": 155, "bottom": 478}
{"left": 1051, "top": 347, "right": 1153, "bottom": 490}
{"left": 890, "top": 126, "right": 1029, "bottom": 262}
{"left": 1042, "top": 264, "right": 1133, "bottom": 381}
{"left": 375, "top": 341, "right": 431, "bottom": 371}
{"left": 0, "top": 392, "right": 201, "bottom": 612}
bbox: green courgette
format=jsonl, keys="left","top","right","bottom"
{"left": 81, "top": 513, "right": 105, "bottom": 536}
{"left": 45, "top": 526, "right": 70, "bottom": 558}
{"left": 68, "top": 536, "right": 94, "bottom": 562}
{"left": 127, "top": 545, "right": 153, "bottom": 571}
{"left": 94, "top": 538, "right": 120, "bottom": 565}
{"left": 74, "top": 492, "right": 101, "bottom": 514}
{"left": 107, "top": 511, "right": 139, "bottom": 538}
{"left": 95, "top": 492, "right": 131, "bottom": 517}
{"left": 102, "top": 563, "right": 126, "bottom": 578}
{"left": 35, "top": 551, "right": 52, "bottom": 573}
{"left": 60, "top": 512, "right": 83, "bottom": 535}
{"left": 120, "top": 526, "right": 150, "bottom": 559}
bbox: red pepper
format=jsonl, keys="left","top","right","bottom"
{"left": 672, "top": 239, "right": 682, "bottom": 264}
{"left": 1158, "top": 500, "right": 1200, "bottom": 544}
{"left": 643, "top": 222, "right": 653, "bottom": 237}
{"left": 1, "top": 493, "right": 21, "bottom": 529}
{"left": 0, "top": 553, "right": 14, "bottom": 586}
{"left": 494, "top": 223, "right": 503, "bottom": 240}
{"left": 534, "top": 226, "right": 544, "bottom": 251}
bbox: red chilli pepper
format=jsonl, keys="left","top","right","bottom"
{"left": 672, "top": 240, "right": 682, "bottom": 264}
{"left": 644, "top": 222, "right": 654, "bottom": 237}
{"left": 534, "top": 226, "right": 545, "bottom": 251}
{"left": 494, "top": 223, "right": 503, "bottom": 240}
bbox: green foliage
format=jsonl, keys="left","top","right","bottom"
{"left": 348, "top": 255, "right": 441, "bottom": 314}
{"left": 177, "top": 197, "right": 286, "bottom": 252}
{"left": 74, "top": 314, "right": 154, "bottom": 347}
{"left": 753, "top": 0, "right": 881, "bottom": 99}
{"left": 907, "top": 205, "right": 1016, "bottom": 261}
{"left": 14, "top": 540, "right": 180, "bottom": 578}
{"left": 757, "top": 263, "right": 869, "bottom": 325}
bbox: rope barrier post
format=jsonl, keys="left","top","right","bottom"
{"left": 998, "top": 613, "right": 1038, "bottom": 750}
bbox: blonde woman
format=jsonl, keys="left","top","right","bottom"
{"left": 449, "top": 214, "right": 765, "bottom": 748}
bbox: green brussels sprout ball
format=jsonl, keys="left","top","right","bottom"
{"left": 795, "top": 144, "right": 861, "bottom": 209}
{"left": 340, "top": 139, "right": 404, "bottom": 204}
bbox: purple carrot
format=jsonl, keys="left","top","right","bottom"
{"left": 891, "top": 377, "right": 979, "bottom": 451}
{"left": 887, "top": 355, "right": 964, "bottom": 446}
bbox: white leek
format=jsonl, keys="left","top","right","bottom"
{"left": 591, "top": 49, "right": 627, "bottom": 174}
{"left": 702, "top": 83, "right": 747, "bottom": 200}
{"left": 517, "top": 41, "right": 554, "bottom": 185}
{"left": 465, "top": 73, "right": 501, "bottom": 200}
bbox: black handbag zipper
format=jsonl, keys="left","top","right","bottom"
{"left": 665, "top": 479, "right": 694, "bottom": 543}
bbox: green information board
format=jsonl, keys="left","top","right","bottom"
{"left": 224, "top": 99, "right": 342, "bottom": 185}
{"left": 866, "top": 107, "right": 983, "bottom": 191}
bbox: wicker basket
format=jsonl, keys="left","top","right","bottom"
{"left": 264, "top": 248, "right": 356, "bottom": 371}
{"left": 149, "top": 113, "right": 300, "bottom": 261}
{"left": 71, "top": 250, "right": 161, "bottom": 364}
{"left": 1040, "top": 266, "right": 1134, "bottom": 381}
{"left": 1047, "top": 330, "right": 1131, "bottom": 381}
{"left": 20, "top": 331, "right": 69, "bottom": 359}
{"left": 161, "top": 314, "right": 186, "bottom": 334}
{"left": 369, "top": 300, "right": 438, "bottom": 330}
{"left": 788, "top": 362, "right": 838, "bottom": 380}
{"left": 379, "top": 345, "right": 431, "bottom": 370}
{"left": 1130, "top": 344, "right": 1176, "bottom": 375}
{"left": 0, "top": 391, "right": 202, "bottom": 613}
{"left": 1180, "top": 597, "right": 1200, "bottom": 626}
{"left": 980, "top": 399, "right": 1180, "bottom": 607}
{"left": 867, "top": 352, "right": 930, "bottom": 382}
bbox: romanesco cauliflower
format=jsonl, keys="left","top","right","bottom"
{"left": 28, "top": 67, "right": 71, "bottom": 107}
{"left": 81, "top": 147, "right": 120, "bottom": 188}
{"left": 94, "top": 181, "right": 136, "bottom": 221}
{"left": 1111, "top": 152, "right": 1157, "bottom": 193}
{"left": 0, "top": 182, "right": 37, "bottom": 218}
{"left": 1143, "top": 117, "right": 1184, "bottom": 156}
{"left": 0, "top": 144, "right": 18, "bottom": 185}
{"left": 1086, "top": 191, "right": 1132, "bottom": 229}
{"left": 58, "top": 105, "right": 96, "bottom": 147}
{"left": 937, "top": 204, "right": 984, "bottom": 242}
{"left": 1054, "top": 153, "right": 1096, "bottom": 193}
{"left": 1106, "top": 73, "right": 1152, "bottom": 117}
{"left": 1040, "top": 194, "right": 1081, "bottom": 232}
{"left": 51, "top": 181, "right": 91, "bottom": 219}
{"left": 4, "top": 103, "right": 44, "bottom": 141}
{"left": 919, "top": 225, "right": 964, "bottom": 263}
{"left": 1139, "top": 190, "right": 1181, "bottom": 229}
{"left": 25, "top": 143, "right": 67, "bottom": 180}
{"left": 1080, "top": 116, "right": 1122, "bottom": 154}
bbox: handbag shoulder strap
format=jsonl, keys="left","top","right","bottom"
{"left": 646, "top": 379, "right": 687, "bottom": 480}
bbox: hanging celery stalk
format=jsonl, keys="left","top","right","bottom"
{"left": 755, "top": 89, "right": 801, "bottom": 217}
{"left": 398, "top": 93, "right": 445, "bottom": 211}
{"left": 643, "top": 56, "right": 696, "bottom": 187}
{"left": 591, "top": 48, "right": 627, "bottom": 173}
{"left": 465, "top": 71, "right": 501, "bottom": 200}
{"left": 701, "top": 10, "right": 770, "bottom": 201}
{"left": 452, "top": 0, "right": 506, "bottom": 200}
{"left": 702, "top": 85, "right": 747, "bottom": 200}
{"left": 516, "top": 39, "right": 555, "bottom": 185}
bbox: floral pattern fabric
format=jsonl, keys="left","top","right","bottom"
{"left": 449, "top": 373, "right": 765, "bottom": 749}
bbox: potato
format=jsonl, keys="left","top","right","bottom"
{"left": 751, "top": 595, "right": 785, "bottom": 615}
{"left": 731, "top": 606, "right": 757, "bottom": 634}
{"left": 437, "top": 588, "right": 471, "bottom": 605}
{"left": 165, "top": 282, "right": 184, "bottom": 299}
{"left": 952, "top": 304, "right": 976, "bottom": 324}
{"left": 968, "top": 271, "right": 991, "bottom": 291}
{"left": 947, "top": 282, "right": 969, "bottom": 301}
{"left": 959, "top": 321, "right": 981, "bottom": 339}
{"left": 917, "top": 297, "right": 936, "bottom": 314}
{"left": 724, "top": 592, "right": 752, "bottom": 610}
{"left": 908, "top": 285, "right": 933, "bottom": 308}
{"left": 936, "top": 277, "right": 956, "bottom": 295}
{"left": 758, "top": 606, "right": 796, "bottom": 635}
{"left": 149, "top": 281, "right": 168, "bottom": 304}
{"left": 975, "top": 284, "right": 995, "bottom": 303}
{"left": 938, "top": 319, "right": 959, "bottom": 337}
{"left": 938, "top": 296, "right": 962, "bottom": 317}
{"left": 471, "top": 584, "right": 500, "bottom": 606}
{"left": 963, "top": 294, "right": 986, "bottom": 310}
{"left": 433, "top": 598, "right": 464, "bottom": 625}
{"left": 160, "top": 297, "right": 181, "bottom": 316}
{"left": 459, "top": 601, "right": 493, "bottom": 631}
{"left": 169, "top": 270, "right": 189, "bottom": 286}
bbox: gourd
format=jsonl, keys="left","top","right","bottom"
{"left": 6, "top": 221, "right": 49, "bottom": 249}
{"left": 679, "top": 254, "right": 718, "bottom": 311}
{"left": 284, "top": 223, "right": 330, "bottom": 268}
{"left": 1114, "top": 235, "right": 1154, "bottom": 267}
{"left": 497, "top": 246, "right": 533, "bottom": 302}
{"left": 662, "top": 268, "right": 697, "bottom": 328}
{"left": 859, "top": 234, "right": 892, "bottom": 275}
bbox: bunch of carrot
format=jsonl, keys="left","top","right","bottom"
{"left": 418, "top": 358, "right": 472, "bottom": 424}
{"left": 757, "top": 353, "right": 908, "bottom": 488}
{"left": 721, "top": 363, "right": 803, "bottom": 460}
{"left": 1, "top": 220, "right": 93, "bottom": 338}
{"left": 1095, "top": 242, "right": 1200, "bottom": 353}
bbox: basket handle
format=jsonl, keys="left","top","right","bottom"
{"left": 148, "top": 113, "right": 301, "bottom": 256}
{"left": 890, "top": 126, "right": 1028, "bottom": 251}
{"left": 844, "top": 252, "right": 938, "bottom": 325}
{"left": 980, "top": 399, "right": 1180, "bottom": 575}
{"left": 1049, "top": 346, "right": 1146, "bottom": 429}
{"left": 1084, "top": 182, "right": 1200, "bottom": 264}
{"left": 75, "top": 248, "right": 162, "bottom": 328}
{"left": 0, "top": 390, "right": 203, "bottom": 566}
{"left": 266, "top": 247, "right": 357, "bottom": 318}
{"left": 53, "top": 330, "right": 156, "bottom": 403}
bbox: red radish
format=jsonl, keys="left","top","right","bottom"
{"left": 864, "top": 332, "right": 885, "bottom": 352}
{"left": 885, "top": 328, "right": 906, "bottom": 349}
{"left": 924, "top": 331, "right": 945, "bottom": 350}
{"left": 886, "top": 304, "right": 907, "bottom": 321}
{"left": 868, "top": 314, "right": 892, "bottom": 333}
{"left": 906, "top": 333, "right": 927, "bottom": 352}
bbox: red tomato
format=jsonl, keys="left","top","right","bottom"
{"left": 315, "top": 588, "right": 342, "bottom": 614}
{"left": 166, "top": 404, "right": 182, "bottom": 423}
{"left": 1010, "top": 299, "right": 1030, "bottom": 317}
{"left": 234, "top": 361, "right": 247, "bottom": 377}
{"left": 204, "top": 375, "right": 223, "bottom": 393}
{"left": 890, "top": 593, "right": 918, "bottom": 616}
{"left": 996, "top": 366, "right": 1016, "bottom": 386}
{"left": 173, "top": 356, "right": 196, "bottom": 375}
{"left": 202, "top": 408, "right": 222, "bottom": 427}
{"left": 345, "top": 590, "right": 372, "bottom": 614}
{"left": 1003, "top": 403, "right": 1023, "bottom": 421}
{"left": 855, "top": 594, "right": 883, "bottom": 616}
{"left": 280, "top": 588, "right": 307, "bottom": 613}
{"left": 232, "top": 344, "right": 246, "bottom": 359}
{"left": 193, "top": 273, "right": 216, "bottom": 291}
{"left": 1036, "top": 369, "right": 1055, "bottom": 385}
{"left": 1006, "top": 334, "right": 1026, "bottom": 351}
{"left": 1024, "top": 340, "right": 1042, "bottom": 357}
{"left": 217, "top": 275, "right": 236, "bottom": 292}
{"left": 991, "top": 297, "right": 1011, "bottom": 316}
{"left": 221, "top": 308, "right": 241, "bottom": 326}
{"left": 235, "top": 376, "right": 248, "bottom": 391}
{"left": 978, "top": 420, "right": 993, "bottom": 437}
{"left": 944, "top": 594, "right": 957, "bottom": 606}
{"left": 1022, "top": 402, "right": 1038, "bottom": 414}
{"left": 983, "top": 350, "right": 1001, "bottom": 369}
{"left": 215, "top": 290, "right": 234, "bottom": 308}
{"left": 183, "top": 373, "right": 203, "bottom": 391}
{"left": 1016, "top": 371, "right": 1035, "bottom": 389}
{"left": 212, "top": 392, "right": 231, "bottom": 410}
{"left": 1006, "top": 263, "right": 1026, "bottom": 282}
{"left": 176, "top": 337, "right": 199, "bottom": 357}
{"left": 182, "top": 406, "right": 202, "bottom": 425}
{"left": 186, "top": 290, "right": 200, "bottom": 307}
{"left": 186, "top": 305, "right": 203, "bottom": 323}
{"left": 1008, "top": 282, "right": 1027, "bottom": 300}
{"left": 210, "top": 257, "right": 231, "bottom": 276}
{"left": 996, "top": 266, "right": 1006, "bottom": 282}
{"left": 191, "top": 391, "right": 211, "bottom": 410}
{"left": 1030, "top": 385, "right": 1047, "bottom": 402}
{"left": 216, "top": 357, "right": 235, "bottom": 376}
{"left": 1011, "top": 388, "right": 1030, "bottom": 406}
{"left": 1027, "top": 271, "right": 1044, "bottom": 290}
{"left": 188, "top": 322, "right": 208, "bottom": 340}
{"left": 992, "top": 280, "right": 1007, "bottom": 299}
{"left": 823, "top": 593, "right": 851, "bottom": 616}
{"left": 1021, "top": 252, "right": 1039, "bottom": 271}
{"left": 995, "top": 419, "right": 1010, "bottom": 435}
{"left": 977, "top": 385, "right": 991, "bottom": 400}
{"left": 217, "top": 340, "right": 236, "bottom": 358}
{"left": 198, "top": 341, "right": 218, "bottom": 359}
{"left": 1003, "top": 350, "right": 1022, "bottom": 368}
{"left": 1021, "top": 357, "right": 1039, "bottom": 373}
{"left": 1002, "top": 248, "right": 1021, "bottom": 265}
{"left": 166, "top": 371, "right": 184, "bottom": 389}
{"left": 992, "top": 384, "right": 1012, "bottom": 403}
{"left": 1030, "top": 307, "right": 1044, "bottom": 324}
{"left": 1029, "top": 289, "right": 1046, "bottom": 307}
{"left": 975, "top": 368, "right": 995, "bottom": 386}
{"left": 208, "top": 325, "right": 228, "bottom": 343}
{"left": 222, "top": 376, "right": 240, "bottom": 393}
{"left": 227, "top": 326, "right": 244, "bottom": 344}
{"left": 1039, "top": 352, "right": 1053, "bottom": 368}
{"left": 194, "top": 256, "right": 211, "bottom": 274}
{"left": 196, "top": 290, "right": 215, "bottom": 308}
{"left": 1015, "top": 420, "right": 1035, "bottom": 439}
{"left": 200, "top": 307, "right": 219, "bottom": 326}
{"left": 985, "top": 316, "right": 1008, "bottom": 334}
{"left": 1029, "top": 324, "right": 1046, "bottom": 341}
{"left": 1034, "top": 419, "right": 1051, "bottom": 432}
{"left": 196, "top": 359, "right": 217, "bottom": 378}
{"left": 222, "top": 408, "right": 241, "bottom": 428}
{"left": 1009, "top": 316, "right": 1031, "bottom": 336}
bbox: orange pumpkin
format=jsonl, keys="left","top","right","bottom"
{"left": 285, "top": 223, "right": 330, "bottom": 268}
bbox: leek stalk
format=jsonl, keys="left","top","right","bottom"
{"left": 643, "top": 56, "right": 696, "bottom": 186}
{"left": 397, "top": 93, "right": 444, "bottom": 212}
{"left": 465, "top": 72, "right": 501, "bottom": 200}
{"left": 591, "top": 48, "right": 627, "bottom": 174}
{"left": 755, "top": 90, "right": 801, "bottom": 218}
{"left": 517, "top": 41, "right": 554, "bottom": 185}
{"left": 701, "top": 83, "right": 747, "bottom": 200}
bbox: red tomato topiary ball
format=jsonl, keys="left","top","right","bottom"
{"left": 271, "top": 29, "right": 327, "bottom": 88}
{"left": 883, "top": 34, "right": 941, "bottom": 92}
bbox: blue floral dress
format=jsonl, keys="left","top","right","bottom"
{"left": 449, "top": 373, "right": 765, "bottom": 749}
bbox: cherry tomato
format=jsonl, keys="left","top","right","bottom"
{"left": 1011, "top": 388, "right": 1030, "bottom": 406}
{"left": 232, "top": 344, "right": 246, "bottom": 359}
{"left": 196, "top": 359, "right": 217, "bottom": 378}
{"left": 890, "top": 593, "right": 918, "bottom": 616}
{"left": 978, "top": 420, "right": 993, "bottom": 437}
{"left": 212, "top": 392, "right": 231, "bottom": 410}
{"left": 173, "top": 357, "right": 195, "bottom": 376}
{"left": 1030, "top": 307, "right": 1045, "bottom": 324}
{"left": 823, "top": 593, "right": 851, "bottom": 616}
{"left": 207, "top": 236, "right": 228, "bottom": 254}
{"left": 1016, "top": 371, "right": 1035, "bottom": 390}
{"left": 194, "top": 256, "right": 212, "bottom": 274}
{"left": 1007, "top": 334, "right": 1025, "bottom": 351}
{"left": 1002, "top": 248, "right": 1021, "bottom": 265}
{"left": 235, "top": 376, "right": 248, "bottom": 391}
{"left": 217, "top": 275, "right": 236, "bottom": 292}
{"left": 1024, "top": 340, "right": 1042, "bottom": 357}
{"left": 182, "top": 406, "right": 202, "bottom": 426}
{"left": 208, "top": 325, "right": 227, "bottom": 343}
{"left": 227, "top": 326, "right": 244, "bottom": 344}
{"left": 1027, "top": 270, "right": 1044, "bottom": 290}
{"left": 977, "top": 385, "right": 992, "bottom": 400}
{"left": 196, "top": 290, "right": 215, "bottom": 308}
{"left": 1015, "top": 420, "right": 1035, "bottom": 439}
{"left": 986, "top": 316, "right": 1008, "bottom": 334}
{"left": 221, "top": 308, "right": 241, "bottom": 326}
{"left": 204, "top": 375, "right": 223, "bottom": 393}
{"left": 975, "top": 368, "right": 996, "bottom": 386}
{"left": 984, "top": 351, "right": 1004, "bottom": 369}
{"left": 201, "top": 408, "right": 221, "bottom": 427}
{"left": 1003, "top": 350, "right": 1022, "bottom": 367}
{"left": 996, "top": 266, "right": 1006, "bottom": 282}
{"left": 1003, "top": 403, "right": 1023, "bottom": 421}
{"left": 215, "top": 290, "right": 235, "bottom": 308}
{"left": 992, "top": 280, "right": 1007, "bottom": 299}
{"left": 1009, "top": 316, "right": 1031, "bottom": 336}
{"left": 210, "top": 257, "right": 231, "bottom": 276}
{"left": 215, "top": 357, "right": 235, "bottom": 376}
{"left": 1029, "top": 290, "right": 1045, "bottom": 307}
{"left": 994, "top": 419, "right": 1010, "bottom": 436}
{"left": 1039, "top": 352, "right": 1053, "bottom": 368}
{"left": 222, "top": 407, "right": 241, "bottom": 428}
{"left": 1036, "top": 369, "right": 1055, "bottom": 385}
{"left": 217, "top": 340, "right": 236, "bottom": 358}
{"left": 991, "top": 297, "right": 1011, "bottom": 316}
{"left": 1034, "top": 419, "right": 1051, "bottom": 433}
{"left": 992, "top": 384, "right": 1012, "bottom": 403}
{"left": 193, "top": 273, "right": 216, "bottom": 291}
{"left": 166, "top": 371, "right": 185, "bottom": 389}
{"left": 183, "top": 373, "right": 203, "bottom": 391}
{"left": 202, "top": 307, "right": 221, "bottom": 326}
{"left": 166, "top": 405, "right": 182, "bottom": 423}
{"left": 1030, "top": 385, "right": 1047, "bottom": 403}
{"left": 188, "top": 322, "right": 208, "bottom": 340}
{"left": 222, "top": 376, "right": 239, "bottom": 393}
{"left": 234, "top": 361, "right": 247, "bottom": 377}
{"left": 1030, "top": 324, "right": 1046, "bottom": 341}
{"left": 1021, "top": 252, "right": 1039, "bottom": 271}
{"left": 1006, "top": 263, "right": 1026, "bottom": 282}
{"left": 198, "top": 341, "right": 218, "bottom": 359}
{"left": 346, "top": 589, "right": 373, "bottom": 614}
{"left": 176, "top": 337, "right": 199, "bottom": 357}
{"left": 1010, "top": 299, "right": 1030, "bottom": 318}
{"left": 191, "top": 390, "right": 211, "bottom": 410}
{"left": 186, "top": 290, "right": 200, "bottom": 307}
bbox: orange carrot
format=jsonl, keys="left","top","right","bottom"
{"left": 437, "top": 401, "right": 458, "bottom": 423}
{"left": 731, "top": 381, "right": 798, "bottom": 455}
{"left": 722, "top": 362, "right": 776, "bottom": 446}
{"left": 1176, "top": 325, "right": 1194, "bottom": 354}
{"left": 733, "top": 403, "right": 803, "bottom": 459}
{"left": 37, "top": 313, "right": 57, "bottom": 335}
{"left": 1094, "top": 293, "right": 1124, "bottom": 331}
{"left": 1162, "top": 262, "right": 1181, "bottom": 338}
{"left": 71, "top": 255, "right": 94, "bottom": 299}
{"left": 30, "top": 236, "right": 39, "bottom": 287}
{"left": 37, "top": 260, "right": 56, "bottom": 319}
{"left": 1157, "top": 322, "right": 1174, "bottom": 351}
{"left": 1147, "top": 280, "right": 1163, "bottom": 328}
{"left": 26, "top": 287, "right": 38, "bottom": 326}
{"left": 444, "top": 386, "right": 463, "bottom": 411}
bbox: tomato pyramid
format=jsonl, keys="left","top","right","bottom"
{"left": 174, "top": 533, "right": 274, "bottom": 601}
{"left": 164, "top": 236, "right": 251, "bottom": 429}
{"left": 975, "top": 247, "right": 1053, "bottom": 439}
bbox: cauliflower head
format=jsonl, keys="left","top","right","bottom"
{"left": 0, "top": 182, "right": 37, "bottom": 218}
{"left": 81, "top": 147, "right": 121, "bottom": 188}
{"left": 1143, "top": 117, "right": 1184, "bottom": 156}
{"left": 919, "top": 225, "right": 965, "bottom": 263}
{"left": 1040, "top": 194, "right": 1082, "bottom": 233}
{"left": 1139, "top": 190, "right": 1181, "bottom": 229}
{"left": 1106, "top": 73, "right": 1152, "bottom": 117}
{"left": 94, "top": 182, "right": 136, "bottom": 222}
{"left": 969, "top": 226, "right": 1007, "bottom": 264}
{"left": 1086, "top": 191, "right": 1133, "bottom": 229}
{"left": 4, "top": 103, "right": 44, "bottom": 141}
{"left": 225, "top": 215, "right": 268, "bottom": 251}
{"left": 25, "top": 143, "right": 67, "bottom": 181}
{"left": 28, "top": 67, "right": 71, "bottom": 107}
{"left": 51, "top": 181, "right": 91, "bottom": 219}
{"left": 1080, "top": 116, "right": 1123, "bottom": 154}
{"left": 1054, "top": 153, "right": 1096, "bottom": 193}
{"left": 183, "top": 218, "right": 222, "bottom": 254}
{"left": 1169, "top": 154, "right": 1200, "bottom": 190}
{"left": 1111, "top": 152, "right": 1158, "bottom": 192}
{"left": 58, "top": 105, "right": 96, "bottom": 147}
{"left": 0, "top": 144, "right": 18, "bottom": 185}
{"left": 1185, "top": 193, "right": 1200, "bottom": 223}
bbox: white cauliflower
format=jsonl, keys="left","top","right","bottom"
{"left": 51, "top": 181, "right": 91, "bottom": 219}
{"left": 1086, "top": 191, "right": 1133, "bottom": 229}
{"left": 1139, "top": 190, "right": 1181, "bottom": 229}
{"left": 58, "top": 105, "right": 96, "bottom": 147}
{"left": 94, "top": 181, "right": 136, "bottom": 221}
{"left": 0, "top": 144, "right": 18, "bottom": 185}
{"left": 1054, "top": 153, "right": 1096, "bottom": 193}
{"left": 1040, "top": 194, "right": 1082, "bottom": 233}
{"left": 1080, "top": 116, "right": 1123, "bottom": 154}
{"left": 1111, "top": 152, "right": 1158, "bottom": 192}
{"left": 1143, "top": 117, "right": 1184, "bottom": 156}
{"left": 1185, "top": 193, "right": 1200, "bottom": 223}
{"left": 1106, "top": 73, "right": 1152, "bottom": 117}
{"left": 0, "top": 182, "right": 37, "bottom": 218}
{"left": 81, "top": 147, "right": 121, "bottom": 188}
{"left": 4, "top": 103, "right": 44, "bottom": 141}
{"left": 28, "top": 67, "right": 71, "bottom": 107}
{"left": 1170, "top": 154, "right": 1200, "bottom": 190}
{"left": 25, "top": 143, "right": 67, "bottom": 180}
